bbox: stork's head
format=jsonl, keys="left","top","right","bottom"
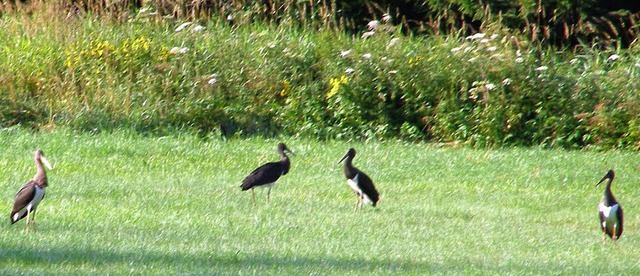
{"left": 35, "top": 149, "right": 53, "bottom": 170}
{"left": 277, "top": 143, "right": 294, "bottom": 156}
{"left": 338, "top": 148, "right": 356, "bottom": 164}
{"left": 596, "top": 169, "right": 615, "bottom": 187}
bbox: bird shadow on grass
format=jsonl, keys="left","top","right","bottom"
{"left": 0, "top": 242, "right": 613, "bottom": 274}
{"left": 0, "top": 244, "right": 428, "bottom": 273}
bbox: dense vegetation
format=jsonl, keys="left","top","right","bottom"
{"left": 1, "top": 1, "right": 640, "bottom": 149}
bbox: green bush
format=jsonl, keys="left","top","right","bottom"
{"left": 1, "top": 3, "right": 640, "bottom": 149}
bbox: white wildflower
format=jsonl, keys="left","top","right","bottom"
{"left": 502, "top": 78, "right": 512, "bottom": 86}
{"left": 486, "top": 46, "right": 498, "bottom": 52}
{"left": 608, "top": 54, "right": 621, "bottom": 61}
{"left": 570, "top": 58, "right": 578, "bottom": 64}
{"left": 362, "top": 53, "right": 372, "bottom": 59}
{"left": 480, "top": 38, "right": 490, "bottom": 44}
{"left": 535, "top": 66, "right": 548, "bottom": 71}
{"left": 226, "top": 14, "right": 235, "bottom": 21}
{"left": 340, "top": 50, "right": 352, "bottom": 58}
{"left": 367, "top": 20, "right": 380, "bottom": 31}
{"left": 468, "top": 88, "right": 479, "bottom": 100}
{"left": 192, "top": 25, "right": 205, "bottom": 32}
{"left": 382, "top": 14, "right": 392, "bottom": 23}
{"left": 515, "top": 57, "right": 524, "bottom": 63}
{"left": 169, "top": 47, "right": 189, "bottom": 55}
{"left": 490, "top": 34, "right": 499, "bottom": 40}
{"left": 207, "top": 73, "right": 219, "bottom": 85}
{"left": 516, "top": 50, "right": 522, "bottom": 56}
{"left": 466, "top": 33, "right": 486, "bottom": 41}
{"left": 345, "top": 68, "right": 356, "bottom": 74}
{"left": 362, "top": 31, "right": 375, "bottom": 39}
{"left": 485, "top": 83, "right": 496, "bottom": 90}
{"left": 388, "top": 70, "right": 398, "bottom": 74}
{"left": 175, "top": 22, "right": 192, "bottom": 32}
{"left": 451, "top": 47, "right": 462, "bottom": 53}
{"left": 387, "top": 38, "right": 400, "bottom": 48}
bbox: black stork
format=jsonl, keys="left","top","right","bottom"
{"left": 338, "top": 148, "right": 379, "bottom": 209}
{"left": 10, "top": 149, "right": 53, "bottom": 232}
{"left": 240, "top": 143, "right": 293, "bottom": 203}
{"left": 596, "top": 169, "right": 623, "bottom": 244}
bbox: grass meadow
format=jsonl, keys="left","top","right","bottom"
{"left": 1, "top": 128, "right": 639, "bottom": 274}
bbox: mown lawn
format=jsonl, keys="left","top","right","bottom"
{"left": 1, "top": 128, "right": 639, "bottom": 274}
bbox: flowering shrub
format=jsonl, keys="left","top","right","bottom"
{"left": 1, "top": 10, "right": 640, "bottom": 149}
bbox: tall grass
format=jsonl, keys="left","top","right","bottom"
{"left": 1, "top": 129, "right": 640, "bottom": 274}
{"left": 1, "top": 2, "right": 640, "bottom": 149}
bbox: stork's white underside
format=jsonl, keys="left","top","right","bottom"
{"left": 347, "top": 174, "right": 373, "bottom": 205}
{"left": 13, "top": 186, "right": 45, "bottom": 222}
{"left": 599, "top": 202, "right": 620, "bottom": 229}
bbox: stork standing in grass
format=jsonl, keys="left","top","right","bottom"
{"left": 240, "top": 143, "right": 293, "bottom": 203}
{"left": 10, "top": 150, "right": 53, "bottom": 232}
{"left": 338, "top": 148, "right": 379, "bottom": 209}
{"left": 596, "top": 169, "right": 623, "bottom": 244}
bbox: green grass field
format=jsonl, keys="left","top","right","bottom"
{"left": 1, "top": 128, "right": 639, "bottom": 274}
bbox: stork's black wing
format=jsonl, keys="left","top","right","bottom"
{"left": 241, "top": 162, "right": 284, "bottom": 190}
{"left": 356, "top": 171, "right": 379, "bottom": 206}
{"left": 616, "top": 205, "right": 624, "bottom": 238}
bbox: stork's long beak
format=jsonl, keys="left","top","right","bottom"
{"left": 41, "top": 156, "right": 53, "bottom": 170}
{"left": 338, "top": 152, "right": 349, "bottom": 164}
{"left": 596, "top": 175, "right": 608, "bottom": 187}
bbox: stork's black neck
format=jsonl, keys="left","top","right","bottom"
{"left": 279, "top": 152, "right": 291, "bottom": 175}
{"left": 342, "top": 157, "right": 358, "bottom": 179}
{"left": 279, "top": 150, "right": 288, "bottom": 160}
{"left": 602, "top": 180, "right": 618, "bottom": 206}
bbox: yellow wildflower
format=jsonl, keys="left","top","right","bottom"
{"left": 408, "top": 56, "right": 422, "bottom": 68}
{"left": 280, "top": 80, "right": 291, "bottom": 97}
{"left": 327, "top": 75, "right": 348, "bottom": 98}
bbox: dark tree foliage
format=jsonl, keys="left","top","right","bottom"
{"left": 339, "top": 0, "right": 640, "bottom": 47}
{"left": 6, "top": 0, "right": 635, "bottom": 46}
